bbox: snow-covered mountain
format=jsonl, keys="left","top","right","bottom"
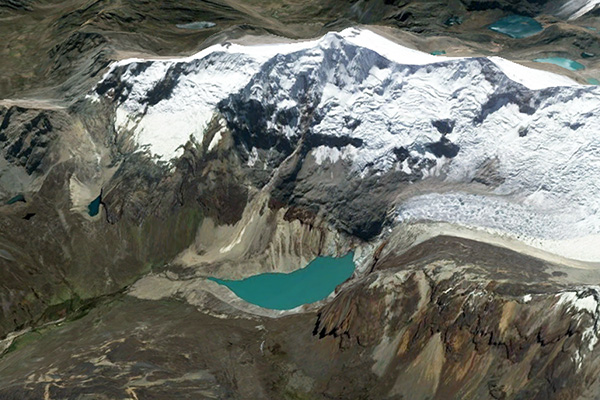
{"left": 555, "top": 0, "right": 600, "bottom": 19}
{"left": 92, "top": 27, "right": 600, "bottom": 263}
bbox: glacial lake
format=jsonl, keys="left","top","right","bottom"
{"left": 488, "top": 15, "right": 543, "bottom": 38}
{"left": 6, "top": 194, "right": 25, "bottom": 205}
{"left": 533, "top": 57, "right": 585, "bottom": 71}
{"left": 209, "top": 252, "right": 355, "bottom": 310}
{"left": 88, "top": 195, "right": 101, "bottom": 217}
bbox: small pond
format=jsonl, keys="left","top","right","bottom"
{"left": 587, "top": 78, "right": 600, "bottom": 85}
{"left": 533, "top": 57, "right": 585, "bottom": 71}
{"left": 6, "top": 194, "right": 25, "bottom": 205}
{"left": 88, "top": 195, "right": 102, "bottom": 217}
{"left": 431, "top": 50, "right": 446, "bottom": 56}
{"left": 209, "top": 252, "right": 355, "bottom": 310}
{"left": 488, "top": 15, "right": 543, "bottom": 38}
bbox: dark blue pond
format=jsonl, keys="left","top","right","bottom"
{"left": 209, "top": 252, "right": 355, "bottom": 310}
{"left": 88, "top": 195, "right": 102, "bottom": 217}
{"left": 489, "top": 15, "right": 543, "bottom": 38}
{"left": 6, "top": 194, "right": 25, "bottom": 205}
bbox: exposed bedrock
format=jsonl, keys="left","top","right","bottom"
{"left": 2, "top": 236, "right": 600, "bottom": 399}
{"left": 0, "top": 103, "right": 206, "bottom": 338}
{"left": 313, "top": 235, "right": 600, "bottom": 399}
{"left": 0, "top": 93, "right": 367, "bottom": 339}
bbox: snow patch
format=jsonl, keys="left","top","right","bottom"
{"left": 247, "top": 147, "right": 259, "bottom": 167}
{"left": 312, "top": 146, "right": 341, "bottom": 165}
{"left": 555, "top": 288, "right": 600, "bottom": 368}
{"left": 208, "top": 128, "right": 225, "bottom": 152}
{"left": 557, "top": 0, "right": 600, "bottom": 19}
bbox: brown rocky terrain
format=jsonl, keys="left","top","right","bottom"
{"left": 2, "top": 236, "right": 600, "bottom": 399}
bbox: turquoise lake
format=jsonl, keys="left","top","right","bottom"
{"left": 488, "top": 15, "right": 543, "bottom": 38}
{"left": 587, "top": 78, "right": 600, "bottom": 85}
{"left": 533, "top": 57, "right": 585, "bottom": 71}
{"left": 209, "top": 252, "right": 355, "bottom": 310}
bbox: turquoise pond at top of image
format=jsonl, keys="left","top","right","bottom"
{"left": 488, "top": 15, "right": 543, "bottom": 38}
{"left": 208, "top": 252, "right": 356, "bottom": 310}
{"left": 533, "top": 57, "right": 585, "bottom": 71}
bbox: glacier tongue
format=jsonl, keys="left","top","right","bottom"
{"left": 92, "top": 27, "right": 600, "bottom": 262}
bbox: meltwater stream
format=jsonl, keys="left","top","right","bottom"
{"left": 209, "top": 253, "right": 355, "bottom": 310}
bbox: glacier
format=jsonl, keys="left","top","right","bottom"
{"left": 556, "top": 0, "right": 600, "bottom": 19}
{"left": 92, "top": 27, "right": 600, "bottom": 263}
{"left": 93, "top": 27, "right": 578, "bottom": 161}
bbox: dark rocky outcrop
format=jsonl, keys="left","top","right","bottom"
{"left": 0, "top": 106, "right": 60, "bottom": 175}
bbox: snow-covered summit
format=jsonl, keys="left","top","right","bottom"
{"left": 92, "top": 27, "right": 579, "bottom": 161}
{"left": 92, "top": 27, "right": 600, "bottom": 262}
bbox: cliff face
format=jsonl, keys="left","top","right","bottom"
{"left": 316, "top": 236, "right": 600, "bottom": 399}
{"left": 92, "top": 28, "right": 600, "bottom": 261}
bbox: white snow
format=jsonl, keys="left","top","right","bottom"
{"left": 556, "top": 0, "right": 600, "bottom": 19}
{"left": 556, "top": 289, "right": 600, "bottom": 358}
{"left": 111, "top": 52, "right": 264, "bottom": 160}
{"left": 208, "top": 127, "right": 225, "bottom": 152}
{"left": 341, "top": 28, "right": 450, "bottom": 66}
{"left": 247, "top": 147, "right": 259, "bottom": 167}
{"left": 92, "top": 27, "right": 600, "bottom": 262}
{"left": 311, "top": 146, "right": 343, "bottom": 165}
{"left": 488, "top": 56, "right": 577, "bottom": 89}
{"left": 95, "top": 27, "right": 581, "bottom": 161}
{"left": 557, "top": 291, "right": 598, "bottom": 314}
{"left": 341, "top": 27, "right": 577, "bottom": 89}
{"left": 395, "top": 192, "right": 600, "bottom": 262}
